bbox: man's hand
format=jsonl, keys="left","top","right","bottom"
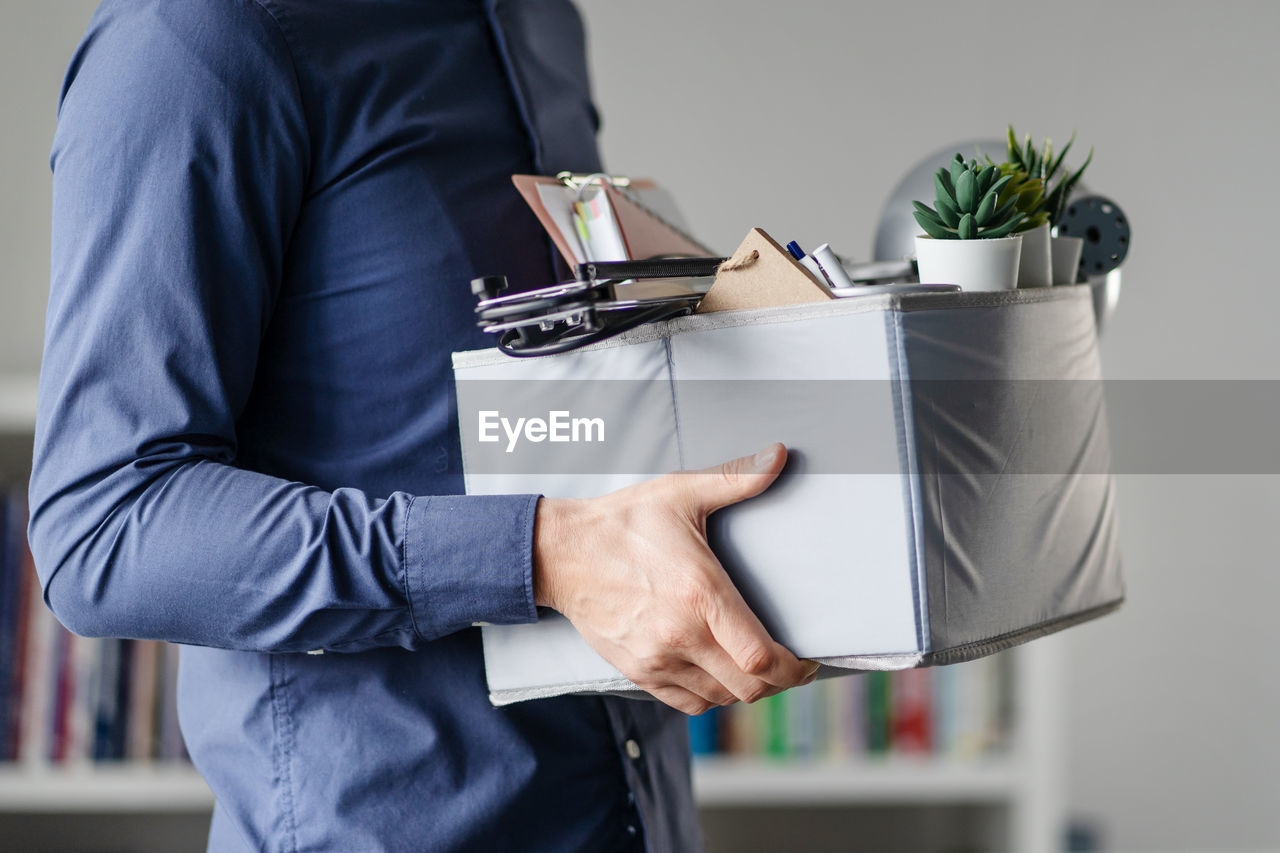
{"left": 533, "top": 443, "right": 818, "bottom": 715}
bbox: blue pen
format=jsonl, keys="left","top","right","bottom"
{"left": 786, "top": 240, "right": 834, "bottom": 287}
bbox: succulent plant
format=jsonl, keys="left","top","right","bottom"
{"left": 913, "top": 154, "right": 1027, "bottom": 240}
{"left": 1005, "top": 125, "right": 1093, "bottom": 228}
{"left": 992, "top": 162, "right": 1049, "bottom": 232}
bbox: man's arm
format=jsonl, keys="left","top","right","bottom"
{"left": 31, "top": 1, "right": 540, "bottom": 654}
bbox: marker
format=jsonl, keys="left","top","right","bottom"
{"left": 786, "top": 240, "right": 834, "bottom": 288}
{"left": 811, "top": 243, "right": 855, "bottom": 289}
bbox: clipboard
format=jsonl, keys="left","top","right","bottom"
{"left": 513, "top": 173, "right": 714, "bottom": 265}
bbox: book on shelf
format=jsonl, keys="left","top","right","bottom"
{"left": 0, "top": 489, "right": 189, "bottom": 767}
{"left": 890, "top": 668, "right": 931, "bottom": 755}
{"left": 689, "top": 657, "right": 1012, "bottom": 763}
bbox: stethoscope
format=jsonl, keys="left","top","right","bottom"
{"left": 471, "top": 257, "right": 724, "bottom": 358}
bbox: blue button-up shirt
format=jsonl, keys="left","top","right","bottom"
{"left": 31, "top": 1, "right": 699, "bottom": 849}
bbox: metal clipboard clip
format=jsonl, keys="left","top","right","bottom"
{"left": 554, "top": 171, "right": 633, "bottom": 194}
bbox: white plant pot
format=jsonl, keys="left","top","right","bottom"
{"left": 915, "top": 233, "right": 1023, "bottom": 292}
{"left": 1016, "top": 223, "right": 1052, "bottom": 288}
{"left": 1051, "top": 235, "right": 1085, "bottom": 286}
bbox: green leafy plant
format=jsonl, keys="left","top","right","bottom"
{"left": 913, "top": 154, "right": 1027, "bottom": 240}
{"left": 991, "top": 162, "right": 1048, "bottom": 232}
{"left": 1005, "top": 125, "right": 1093, "bottom": 228}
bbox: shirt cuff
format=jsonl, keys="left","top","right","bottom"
{"left": 402, "top": 493, "right": 540, "bottom": 641}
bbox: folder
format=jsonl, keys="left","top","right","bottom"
{"left": 512, "top": 173, "right": 714, "bottom": 266}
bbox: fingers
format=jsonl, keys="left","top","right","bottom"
{"left": 625, "top": 652, "right": 732, "bottom": 714}
{"left": 702, "top": 582, "right": 813, "bottom": 689}
{"left": 678, "top": 443, "right": 787, "bottom": 515}
{"left": 623, "top": 621, "right": 797, "bottom": 711}
{"left": 639, "top": 657, "right": 787, "bottom": 715}
{"left": 694, "top": 633, "right": 823, "bottom": 703}
{"left": 627, "top": 590, "right": 817, "bottom": 709}
{"left": 695, "top": 645, "right": 786, "bottom": 704}
{"left": 644, "top": 647, "right": 819, "bottom": 715}
{"left": 654, "top": 634, "right": 779, "bottom": 706}
{"left": 647, "top": 684, "right": 719, "bottom": 717}
{"left": 663, "top": 660, "right": 739, "bottom": 707}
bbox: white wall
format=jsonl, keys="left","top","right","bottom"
{"left": 576, "top": 0, "right": 1280, "bottom": 848}
{"left": 3, "top": 1, "right": 1279, "bottom": 849}
{"left": 0, "top": 0, "right": 99, "bottom": 374}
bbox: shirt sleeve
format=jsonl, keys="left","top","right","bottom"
{"left": 28, "top": 0, "right": 538, "bottom": 653}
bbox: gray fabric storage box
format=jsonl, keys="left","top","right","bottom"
{"left": 452, "top": 285, "right": 1123, "bottom": 705}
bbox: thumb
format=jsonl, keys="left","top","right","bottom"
{"left": 683, "top": 443, "right": 787, "bottom": 515}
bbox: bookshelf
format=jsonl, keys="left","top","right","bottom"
{"left": 0, "top": 765, "right": 211, "bottom": 812}
{"left": 693, "top": 755, "right": 1024, "bottom": 806}
{"left": 0, "top": 373, "right": 215, "bottom": 853}
{"left": 691, "top": 640, "right": 1065, "bottom": 853}
{"left": 0, "top": 374, "right": 1064, "bottom": 852}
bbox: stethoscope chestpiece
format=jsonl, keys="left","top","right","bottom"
{"left": 470, "top": 275, "right": 509, "bottom": 301}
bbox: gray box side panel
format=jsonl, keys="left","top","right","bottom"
{"left": 884, "top": 309, "right": 930, "bottom": 655}
{"left": 670, "top": 311, "right": 922, "bottom": 659}
{"left": 902, "top": 292, "right": 1125, "bottom": 652}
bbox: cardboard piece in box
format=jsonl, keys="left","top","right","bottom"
{"left": 696, "top": 228, "right": 832, "bottom": 313}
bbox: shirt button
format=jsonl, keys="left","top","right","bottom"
{"left": 624, "top": 739, "right": 641, "bottom": 760}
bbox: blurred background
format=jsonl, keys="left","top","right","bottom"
{"left": 2, "top": 1, "right": 1278, "bottom": 851}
